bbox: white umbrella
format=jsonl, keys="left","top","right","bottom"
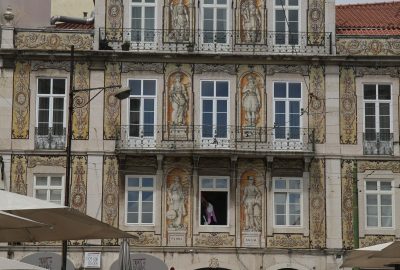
{"left": 0, "top": 190, "right": 133, "bottom": 242}
{"left": 119, "top": 238, "right": 132, "bottom": 270}
{"left": 0, "top": 211, "right": 48, "bottom": 229}
{"left": 0, "top": 257, "right": 47, "bottom": 270}
{"left": 342, "top": 241, "right": 400, "bottom": 270}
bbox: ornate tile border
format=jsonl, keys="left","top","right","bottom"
{"left": 339, "top": 67, "right": 357, "bottom": 144}
{"left": 103, "top": 62, "right": 121, "bottom": 140}
{"left": 308, "top": 65, "right": 326, "bottom": 144}
{"left": 72, "top": 62, "right": 90, "bottom": 140}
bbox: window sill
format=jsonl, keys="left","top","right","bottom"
{"left": 120, "top": 224, "right": 155, "bottom": 232}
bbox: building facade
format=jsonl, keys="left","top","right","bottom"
{"left": 0, "top": 0, "right": 399, "bottom": 269}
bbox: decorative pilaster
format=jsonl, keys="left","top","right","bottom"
{"left": 339, "top": 67, "right": 357, "bottom": 144}
{"left": 341, "top": 159, "right": 355, "bottom": 249}
{"left": 103, "top": 62, "right": 121, "bottom": 140}
{"left": 10, "top": 155, "right": 28, "bottom": 195}
{"left": 72, "top": 62, "right": 90, "bottom": 140}
{"left": 309, "top": 158, "right": 326, "bottom": 248}
{"left": 12, "top": 61, "right": 31, "bottom": 139}
{"left": 307, "top": 0, "right": 325, "bottom": 46}
{"left": 70, "top": 155, "right": 88, "bottom": 213}
{"left": 102, "top": 155, "right": 119, "bottom": 245}
{"left": 308, "top": 65, "right": 326, "bottom": 144}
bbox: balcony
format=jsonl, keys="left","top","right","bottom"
{"left": 99, "top": 28, "right": 332, "bottom": 55}
{"left": 363, "top": 132, "right": 393, "bottom": 155}
{"left": 35, "top": 127, "right": 66, "bottom": 150}
{"left": 116, "top": 125, "right": 315, "bottom": 154}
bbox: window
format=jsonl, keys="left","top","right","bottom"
{"left": 202, "top": 0, "right": 229, "bottom": 43}
{"left": 274, "top": 0, "right": 299, "bottom": 45}
{"left": 34, "top": 175, "right": 64, "bottom": 205}
{"left": 273, "top": 82, "right": 301, "bottom": 140}
{"left": 364, "top": 84, "right": 391, "bottom": 142}
{"left": 128, "top": 79, "right": 157, "bottom": 137}
{"left": 131, "top": 0, "right": 156, "bottom": 42}
{"left": 200, "top": 177, "right": 229, "bottom": 226}
{"left": 36, "top": 78, "right": 66, "bottom": 136}
{"left": 201, "top": 80, "right": 229, "bottom": 139}
{"left": 273, "top": 178, "right": 302, "bottom": 226}
{"left": 125, "top": 176, "right": 155, "bottom": 225}
{"left": 365, "top": 180, "right": 393, "bottom": 228}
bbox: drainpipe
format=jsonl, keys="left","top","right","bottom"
{"left": 50, "top": 11, "right": 94, "bottom": 25}
{"left": 352, "top": 161, "right": 359, "bottom": 270}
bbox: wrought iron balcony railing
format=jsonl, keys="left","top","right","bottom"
{"left": 116, "top": 125, "right": 315, "bottom": 153}
{"left": 99, "top": 28, "right": 332, "bottom": 55}
{"left": 363, "top": 132, "right": 393, "bottom": 155}
{"left": 35, "top": 127, "right": 66, "bottom": 150}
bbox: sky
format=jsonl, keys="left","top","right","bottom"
{"left": 336, "top": 0, "right": 399, "bottom": 4}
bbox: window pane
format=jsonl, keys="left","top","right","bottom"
{"left": 128, "top": 178, "right": 139, "bottom": 187}
{"left": 201, "top": 178, "right": 213, "bottom": 188}
{"left": 143, "top": 99, "right": 154, "bottom": 111}
{"left": 128, "top": 202, "right": 138, "bottom": 212}
{"left": 276, "top": 0, "right": 285, "bottom": 5}
{"left": 288, "top": 10, "right": 298, "bottom": 22}
{"left": 275, "top": 193, "right": 286, "bottom": 204}
{"left": 380, "top": 182, "right": 392, "bottom": 191}
{"left": 364, "top": 84, "right": 376, "bottom": 99}
{"left": 216, "top": 81, "right": 228, "bottom": 97}
{"left": 142, "top": 178, "right": 154, "bottom": 187}
{"left": 289, "top": 193, "right": 300, "bottom": 203}
{"left": 127, "top": 213, "right": 138, "bottom": 223}
{"left": 275, "top": 215, "right": 285, "bottom": 225}
{"left": 142, "top": 201, "right": 153, "bottom": 212}
{"left": 50, "top": 177, "right": 62, "bottom": 186}
{"left": 381, "top": 205, "right": 392, "bottom": 216}
{"left": 367, "top": 216, "right": 378, "bottom": 227}
{"left": 143, "top": 80, "right": 156, "bottom": 95}
{"left": 289, "top": 215, "right": 300, "bottom": 225}
{"left": 129, "top": 80, "right": 141, "bottom": 95}
{"left": 289, "top": 83, "right": 301, "bottom": 98}
{"left": 378, "top": 85, "right": 391, "bottom": 100}
{"left": 141, "top": 213, "right": 153, "bottom": 223}
{"left": 53, "top": 79, "right": 66, "bottom": 94}
{"left": 381, "top": 194, "right": 392, "bottom": 205}
{"left": 275, "top": 179, "right": 286, "bottom": 189}
{"left": 50, "top": 190, "right": 62, "bottom": 201}
{"left": 366, "top": 205, "right": 377, "bottom": 215}
{"left": 200, "top": 191, "right": 228, "bottom": 225}
{"left": 274, "top": 83, "right": 286, "bottom": 98}
{"left": 275, "top": 10, "right": 285, "bottom": 22}
{"left": 36, "top": 177, "right": 48, "bottom": 186}
{"left": 215, "top": 179, "right": 227, "bottom": 188}
{"left": 366, "top": 181, "right": 377, "bottom": 191}
{"left": 38, "top": 79, "right": 51, "bottom": 94}
{"left": 142, "top": 191, "right": 153, "bottom": 202}
{"left": 128, "top": 191, "right": 139, "bottom": 201}
{"left": 202, "top": 81, "right": 214, "bottom": 97}
{"left": 381, "top": 217, "right": 392, "bottom": 227}
{"left": 289, "top": 0, "right": 298, "bottom": 5}
{"left": 35, "top": 190, "right": 47, "bottom": 200}
{"left": 366, "top": 194, "right": 377, "bottom": 205}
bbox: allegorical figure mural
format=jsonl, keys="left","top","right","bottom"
{"left": 167, "top": 176, "right": 187, "bottom": 229}
{"left": 169, "top": 72, "right": 189, "bottom": 126}
{"left": 242, "top": 74, "right": 261, "bottom": 127}
{"left": 169, "top": 0, "right": 190, "bottom": 42}
{"left": 240, "top": 0, "right": 262, "bottom": 43}
{"left": 242, "top": 176, "right": 262, "bottom": 231}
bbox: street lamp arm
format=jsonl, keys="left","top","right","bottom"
{"left": 73, "top": 84, "right": 122, "bottom": 93}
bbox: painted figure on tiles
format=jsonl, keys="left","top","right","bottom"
{"left": 241, "top": 0, "right": 261, "bottom": 43}
{"left": 243, "top": 176, "right": 262, "bottom": 231}
{"left": 167, "top": 176, "right": 187, "bottom": 228}
{"left": 242, "top": 74, "right": 261, "bottom": 126}
{"left": 170, "top": 0, "right": 189, "bottom": 42}
{"left": 169, "top": 73, "right": 189, "bottom": 125}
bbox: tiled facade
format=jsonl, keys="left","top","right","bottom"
{"left": 0, "top": 0, "right": 399, "bottom": 269}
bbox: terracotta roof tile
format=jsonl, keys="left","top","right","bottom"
{"left": 336, "top": 1, "right": 400, "bottom": 36}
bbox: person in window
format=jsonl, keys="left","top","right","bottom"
{"left": 201, "top": 196, "right": 217, "bottom": 225}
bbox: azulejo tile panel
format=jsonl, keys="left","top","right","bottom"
{"left": 72, "top": 62, "right": 90, "bottom": 140}
{"left": 358, "top": 161, "right": 400, "bottom": 173}
{"left": 309, "top": 159, "right": 326, "bottom": 248}
{"left": 103, "top": 62, "right": 121, "bottom": 140}
{"left": 27, "top": 156, "right": 66, "bottom": 168}
{"left": 12, "top": 61, "right": 31, "bottom": 139}
{"left": 337, "top": 38, "right": 400, "bottom": 56}
{"left": 10, "top": 155, "right": 28, "bottom": 195}
{"left": 129, "top": 232, "right": 161, "bottom": 247}
{"left": 194, "top": 233, "right": 235, "bottom": 247}
{"left": 339, "top": 67, "right": 357, "bottom": 144}
{"left": 309, "top": 65, "right": 326, "bottom": 144}
{"left": 360, "top": 235, "right": 396, "bottom": 248}
{"left": 70, "top": 155, "right": 88, "bottom": 213}
{"left": 341, "top": 160, "right": 355, "bottom": 249}
{"left": 15, "top": 32, "right": 92, "bottom": 50}
{"left": 308, "top": 0, "right": 325, "bottom": 46}
{"left": 267, "top": 234, "right": 309, "bottom": 249}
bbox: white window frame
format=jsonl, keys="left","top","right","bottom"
{"left": 272, "top": 177, "right": 303, "bottom": 227}
{"left": 33, "top": 175, "right": 65, "bottom": 205}
{"left": 36, "top": 77, "right": 67, "bottom": 134}
{"left": 365, "top": 180, "right": 394, "bottom": 229}
{"left": 363, "top": 83, "right": 392, "bottom": 138}
{"left": 201, "top": 0, "right": 231, "bottom": 44}
{"left": 199, "top": 176, "right": 230, "bottom": 227}
{"left": 130, "top": 0, "right": 157, "bottom": 43}
{"left": 273, "top": 81, "right": 302, "bottom": 140}
{"left": 273, "top": 0, "right": 300, "bottom": 45}
{"left": 200, "top": 80, "right": 230, "bottom": 140}
{"left": 125, "top": 175, "right": 156, "bottom": 226}
{"left": 127, "top": 78, "right": 157, "bottom": 139}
